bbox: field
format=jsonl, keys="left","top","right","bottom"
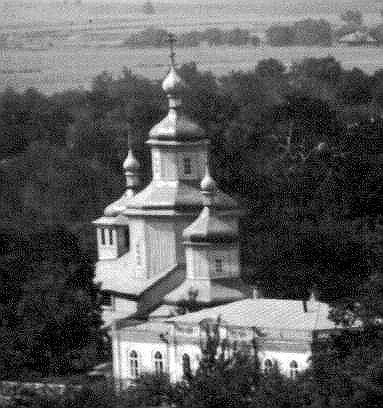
{"left": 1, "top": 0, "right": 383, "bottom": 94}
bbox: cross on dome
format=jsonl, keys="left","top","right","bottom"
{"left": 168, "top": 32, "right": 177, "bottom": 67}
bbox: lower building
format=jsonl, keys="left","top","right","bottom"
{"left": 111, "top": 292, "right": 341, "bottom": 386}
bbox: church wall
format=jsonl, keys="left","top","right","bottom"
{"left": 258, "top": 349, "right": 311, "bottom": 376}
{"left": 185, "top": 247, "right": 209, "bottom": 279}
{"left": 113, "top": 326, "right": 313, "bottom": 384}
{"left": 146, "top": 220, "right": 177, "bottom": 278}
{"left": 151, "top": 146, "right": 208, "bottom": 182}
{"left": 126, "top": 219, "right": 147, "bottom": 278}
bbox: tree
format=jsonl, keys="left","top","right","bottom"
{"left": 340, "top": 9, "right": 363, "bottom": 26}
{"left": 293, "top": 18, "right": 333, "bottom": 46}
{"left": 266, "top": 25, "right": 295, "bottom": 46}
{"left": 176, "top": 319, "right": 260, "bottom": 408}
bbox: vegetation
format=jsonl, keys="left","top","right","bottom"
{"left": 1, "top": 55, "right": 383, "bottom": 404}
{"left": 124, "top": 27, "right": 260, "bottom": 48}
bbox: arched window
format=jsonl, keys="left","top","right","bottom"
{"left": 182, "top": 353, "right": 191, "bottom": 378}
{"left": 154, "top": 351, "right": 164, "bottom": 375}
{"left": 129, "top": 350, "right": 139, "bottom": 378}
{"left": 264, "top": 359, "right": 273, "bottom": 374}
{"left": 289, "top": 360, "right": 298, "bottom": 380}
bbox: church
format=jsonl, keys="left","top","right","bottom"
{"left": 93, "top": 47, "right": 341, "bottom": 386}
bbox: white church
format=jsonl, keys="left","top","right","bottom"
{"left": 93, "top": 49, "right": 341, "bottom": 386}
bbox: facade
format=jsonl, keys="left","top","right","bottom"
{"left": 111, "top": 294, "right": 340, "bottom": 385}
{"left": 93, "top": 54, "right": 251, "bottom": 328}
{"left": 93, "top": 52, "right": 341, "bottom": 385}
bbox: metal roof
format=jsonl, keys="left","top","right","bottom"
{"left": 168, "top": 298, "right": 337, "bottom": 331}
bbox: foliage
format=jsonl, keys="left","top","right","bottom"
{"left": 0, "top": 226, "right": 106, "bottom": 379}
{"left": 1, "top": 55, "right": 383, "bottom": 384}
{"left": 124, "top": 27, "right": 260, "bottom": 49}
{"left": 340, "top": 9, "right": 363, "bottom": 26}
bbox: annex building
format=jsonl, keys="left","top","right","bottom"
{"left": 93, "top": 50, "right": 341, "bottom": 385}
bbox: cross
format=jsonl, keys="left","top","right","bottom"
{"left": 168, "top": 33, "right": 177, "bottom": 67}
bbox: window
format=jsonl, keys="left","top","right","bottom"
{"left": 182, "top": 354, "right": 191, "bottom": 378}
{"left": 215, "top": 258, "right": 223, "bottom": 275}
{"left": 136, "top": 243, "right": 142, "bottom": 266}
{"left": 101, "top": 291, "right": 113, "bottom": 308}
{"left": 264, "top": 359, "right": 273, "bottom": 374}
{"left": 109, "top": 229, "right": 114, "bottom": 245}
{"left": 154, "top": 351, "right": 164, "bottom": 375}
{"left": 183, "top": 157, "right": 192, "bottom": 175}
{"left": 125, "top": 227, "right": 130, "bottom": 251}
{"left": 289, "top": 360, "right": 298, "bottom": 380}
{"left": 101, "top": 228, "right": 106, "bottom": 245}
{"left": 129, "top": 350, "right": 139, "bottom": 378}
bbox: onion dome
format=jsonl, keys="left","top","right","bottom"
{"left": 103, "top": 149, "right": 141, "bottom": 216}
{"left": 183, "top": 169, "right": 238, "bottom": 244}
{"left": 162, "top": 65, "right": 186, "bottom": 100}
{"left": 201, "top": 167, "right": 217, "bottom": 199}
{"left": 123, "top": 149, "right": 141, "bottom": 191}
{"left": 149, "top": 39, "right": 205, "bottom": 142}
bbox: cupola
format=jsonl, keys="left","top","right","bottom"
{"left": 148, "top": 34, "right": 205, "bottom": 143}
{"left": 183, "top": 168, "right": 238, "bottom": 244}
{"left": 123, "top": 149, "right": 141, "bottom": 198}
{"left": 183, "top": 168, "right": 240, "bottom": 281}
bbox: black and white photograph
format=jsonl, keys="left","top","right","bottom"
{"left": 1, "top": 1, "right": 383, "bottom": 407}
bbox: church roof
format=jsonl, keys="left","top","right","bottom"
{"left": 149, "top": 61, "right": 206, "bottom": 143}
{"left": 93, "top": 214, "right": 129, "bottom": 226}
{"left": 164, "top": 278, "right": 251, "bottom": 305}
{"left": 168, "top": 298, "right": 337, "bottom": 332}
{"left": 149, "top": 109, "right": 206, "bottom": 142}
{"left": 124, "top": 181, "right": 239, "bottom": 212}
{"left": 183, "top": 207, "right": 238, "bottom": 243}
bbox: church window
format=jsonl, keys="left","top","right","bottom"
{"left": 136, "top": 243, "right": 142, "bottom": 266}
{"left": 264, "top": 359, "right": 273, "bottom": 374}
{"left": 109, "top": 229, "right": 114, "bottom": 245}
{"left": 129, "top": 350, "right": 139, "bottom": 378}
{"left": 101, "top": 228, "right": 106, "bottom": 245}
{"left": 215, "top": 258, "right": 223, "bottom": 275}
{"left": 289, "top": 360, "right": 298, "bottom": 380}
{"left": 125, "top": 227, "right": 130, "bottom": 251}
{"left": 183, "top": 157, "right": 192, "bottom": 175}
{"left": 182, "top": 354, "right": 191, "bottom": 378}
{"left": 154, "top": 351, "right": 164, "bottom": 375}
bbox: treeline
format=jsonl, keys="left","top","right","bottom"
{"left": 124, "top": 27, "right": 260, "bottom": 48}
{"left": 124, "top": 10, "right": 383, "bottom": 49}
{"left": 1, "top": 56, "right": 383, "bottom": 379}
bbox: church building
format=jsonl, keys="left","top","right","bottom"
{"left": 93, "top": 47, "right": 341, "bottom": 385}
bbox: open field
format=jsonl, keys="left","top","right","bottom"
{"left": 1, "top": 0, "right": 383, "bottom": 94}
{"left": 2, "top": 44, "right": 383, "bottom": 94}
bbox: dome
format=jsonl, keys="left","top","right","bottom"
{"left": 123, "top": 149, "right": 140, "bottom": 172}
{"left": 149, "top": 109, "right": 205, "bottom": 142}
{"left": 201, "top": 167, "right": 217, "bottom": 195}
{"left": 162, "top": 65, "right": 186, "bottom": 96}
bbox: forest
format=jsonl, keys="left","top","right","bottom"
{"left": 0, "top": 55, "right": 383, "bottom": 404}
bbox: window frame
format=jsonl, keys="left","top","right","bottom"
{"left": 183, "top": 157, "right": 192, "bottom": 176}
{"left": 154, "top": 351, "right": 164, "bottom": 375}
{"left": 129, "top": 350, "right": 140, "bottom": 379}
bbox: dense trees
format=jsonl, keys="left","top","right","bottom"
{"left": 1, "top": 55, "right": 383, "bottom": 392}
{"left": 124, "top": 27, "right": 260, "bottom": 48}
{"left": 266, "top": 18, "right": 332, "bottom": 46}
